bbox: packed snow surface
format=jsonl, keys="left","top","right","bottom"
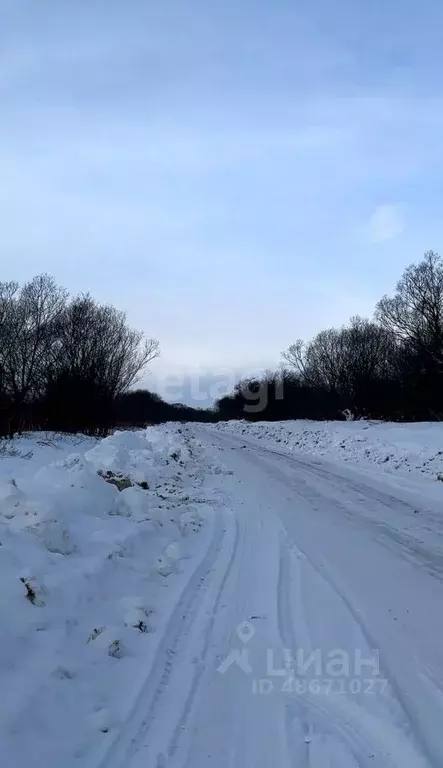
{"left": 2, "top": 422, "right": 443, "bottom": 767}
{"left": 215, "top": 419, "right": 443, "bottom": 482}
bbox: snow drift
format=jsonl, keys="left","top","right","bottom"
{"left": 215, "top": 419, "right": 443, "bottom": 482}
{"left": 0, "top": 426, "right": 222, "bottom": 768}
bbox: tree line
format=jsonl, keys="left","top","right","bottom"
{"left": 0, "top": 274, "right": 212, "bottom": 437}
{"left": 5, "top": 252, "right": 443, "bottom": 436}
{"left": 216, "top": 251, "right": 443, "bottom": 422}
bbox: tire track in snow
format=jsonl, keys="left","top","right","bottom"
{"left": 226, "top": 431, "right": 443, "bottom": 577}
{"left": 214, "top": 429, "right": 442, "bottom": 765}
{"left": 277, "top": 544, "right": 314, "bottom": 767}
{"left": 277, "top": 542, "right": 381, "bottom": 767}
{"left": 277, "top": 535, "right": 433, "bottom": 768}
{"left": 88, "top": 509, "right": 231, "bottom": 768}
{"left": 165, "top": 512, "right": 240, "bottom": 761}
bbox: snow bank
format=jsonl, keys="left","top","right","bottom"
{"left": 215, "top": 420, "right": 443, "bottom": 482}
{"left": 0, "top": 425, "right": 221, "bottom": 768}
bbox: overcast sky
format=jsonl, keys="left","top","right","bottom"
{"left": 2, "top": 1, "right": 443, "bottom": 404}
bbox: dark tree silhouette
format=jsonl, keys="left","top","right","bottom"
{"left": 219, "top": 252, "right": 443, "bottom": 423}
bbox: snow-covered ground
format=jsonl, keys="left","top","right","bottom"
{"left": 214, "top": 419, "right": 443, "bottom": 482}
{"left": 0, "top": 426, "right": 227, "bottom": 768}
{"left": 3, "top": 422, "right": 443, "bottom": 767}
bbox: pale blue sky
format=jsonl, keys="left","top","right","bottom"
{"left": 1, "top": 1, "right": 443, "bottom": 404}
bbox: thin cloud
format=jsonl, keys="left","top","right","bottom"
{"left": 369, "top": 204, "right": 405, "bottom": 242}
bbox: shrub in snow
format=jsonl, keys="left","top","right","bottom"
{"left": 87, "top": 627, "right": 106, "bottom": 644}
{"left": 20, "top": 576, "right": 45, "bottom": 606}
{"left": 98, "top": 470, "right": 133, "bottom": 491}
{"left": 121, "top": 596, "right": 153, "bottom": 633}
{"left": 132, "top": 619, "right": 149, "bottom": 633}
{"left": 108, "top": 639, "right": 124, "bottom": 659}
{"left": 88, "top": 626, "right": 128, "bottom": 659}
{"left": 0, "top": 441, "right": 33, "bottom": 460}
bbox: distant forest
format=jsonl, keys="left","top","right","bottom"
{"left": 217, "top": 251, "right": 443, "bottom": 423}
{"left": 0, "top": 274, "right": 219, "bottom": 437}
{"left": 2, "top": 251, "right": 443, "bottom": 437}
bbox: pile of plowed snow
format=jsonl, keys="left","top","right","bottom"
{"left": 215, "top": 420, "right": 443, "bottom": 481}
{"left": 0, "top": 426, "right": 224, "bottom": 768}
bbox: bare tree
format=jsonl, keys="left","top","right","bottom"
{"left": 283, "top": 318, "right": 396, "bottom": 416}
{"left": 0, "top": 275, "right": 67, "bottom": 404}
{"left": 0, "top": 276, "right": 160, "bottom": 435}
{"left": 0, "top": 281, "right": 19, "bottom": 392}
{"left": 376, "top": 250, "right": 443, "bottom": 357}
{"left": 338, "top": 317, "right": 396, "bottom": 396}
{"left": 282, "top": 339, "right": 306, "bottom": 378}
{"left": 54, "top": 294, "right": 159, "bottom": 397}
{"left": 283, "top": 329, "right": 346, "bottom": 391}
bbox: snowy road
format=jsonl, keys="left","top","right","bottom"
{"left": 106, "top": 426, "right": 443, "bottom": 768}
